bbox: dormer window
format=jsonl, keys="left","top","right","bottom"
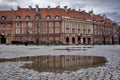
{"left": 16, "top": 16, "right": 21, "bottom": 20}
{"left": 35, "top": 14, "right": 41, "bottom": 20}
{"left": 46, "top": 15, "right": 51, "bottom": 20}
{"left": 55, "top": 15, "right": 60, "bottom": 19}
{"left": 25, "top": 16, "right": 30, "bottom": 20}
{"left": 1, "top": 16, "right": 6, "bottom": 21}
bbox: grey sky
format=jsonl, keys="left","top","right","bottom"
{"left": 0, "top": 0, "right": 120, "bottom": 21}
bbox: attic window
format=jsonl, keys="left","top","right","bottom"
{"left": 55, "top": 15, "right": 60, "bottom": 19}
{"left": 16, "top": 16, "right": 21, "bottom": 20}
{"left": 25, "top": 16, "right": 30, "bottom": 20}
{"left": 35, "top": 14, "right": 41, "bottom": 20}
{"left": 1, "top": 16, "right": 6, "bottom": 21}
{"left": 46, "top": 15, "right": 51, "bottom": 20}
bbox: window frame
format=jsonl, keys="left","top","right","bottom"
{"left": 1, "top": 16, "right": 6, "bottom": 21}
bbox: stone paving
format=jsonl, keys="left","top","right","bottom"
{"left": 0, "top": 45, "right": 120, "bottom": 80}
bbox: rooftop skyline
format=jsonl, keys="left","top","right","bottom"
{"left": 0, "top": 0, "right": 120, "bottom": 22}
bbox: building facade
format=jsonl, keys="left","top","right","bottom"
{"left": 0, "top": 6, "right": 119, "bottom": 45}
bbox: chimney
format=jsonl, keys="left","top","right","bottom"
{"left": 72, "top": 9, "right": 75, "bottom": 11}
{"left": 48, "top": 6, "right": 50, "bottom": 10}
{"left": 56, "top": 6, "right": 60, "bottom": 9}
{"left": 29, "top": 6, "right": 32, "bottom": 10}
{"left": 35, "top": 5, "right": 39, "bottom": 12}
{"left": 89, "top": 10, "right": 93, "bottom": 14}
{"left": 64, "top": 6, "right": 67, "bottom": 12}
{"left": 68, "top": 8, "right": 71, "bottom": 10}
{"left": 78, "top": 9, "right": 81, "bottom": 12}
{"left": 17, "top": 6, "right": 21, "bottom": 10}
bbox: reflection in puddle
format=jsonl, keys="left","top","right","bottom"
{"left": 0, "top": 55, "right": 107, "bottom": 73}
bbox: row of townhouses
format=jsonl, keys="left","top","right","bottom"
{"left": 0, "top": 6, "right": 119, "bottom": 45}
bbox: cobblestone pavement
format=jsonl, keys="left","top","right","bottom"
{"left": 0, "top": 45, "right": 120, "bottom": 80}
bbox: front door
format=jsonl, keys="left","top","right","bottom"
{"left": 1, "top": 35, "right": 6, "bottom": 44}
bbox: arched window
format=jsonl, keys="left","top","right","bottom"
{"left": 46, "top": 15, "right": 51, "bottom": 20}
{"left": 1, "top": 16, "right": 6, "bottom": 21}
{"left": 16, "top": 16, "right": 21, "bottom": 20}
{"left": 25, "top": 16, "right": 30, "bottom": 20}
{"left": 55, "top": 15, "right": 60, "bottom": 19}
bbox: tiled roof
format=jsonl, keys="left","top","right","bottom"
{"left": 0, "top": 7, "right": 113, "bottom": 23}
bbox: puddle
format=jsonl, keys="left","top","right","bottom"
{"left": 0, "top": 55, "right": 107, "bottom": 73}
{"left": 53, "top": 46, "right": 93, "bottom": 51}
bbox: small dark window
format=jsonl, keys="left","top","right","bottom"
{"left": 1, "top": 16, "right": 6, "bottom": 21}
{"left": 16, "top": 16, "right": 21, "bottom": 20}
{"left": 25, "top": 16, "right": 30, "bottom": 20}
{"left": 46, "top": 15, "right": 51, "bottom": 20}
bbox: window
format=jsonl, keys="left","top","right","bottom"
{"left": 28, "top": 22, "right": 33, "bottom": 27}
{"left": 16, "top": 37, "right": 20, "bottom": 41}
{"left": 42, "top": 22, "right": 47, "bottom": 27}
{"left": 16, "top": 22, "right": 20, "bottom": 27}
{"left": 1, "top": 30, "right": 5, "bottom": 35}
{"left": 72, "top": 22, "right": 76, "bottom": 28}
{"left": 7, "top": 30, "right": 11, "bottom": 35}
{"left": 16, "top": 16, "right": 21, "bottom": 20}
{"left": 55, "top": 15, "right": 60, "bottom": 19}
{"left": 55, "top": 22, "right": 60, "bottom": 27}
{"left": 22, "top": 37, "right": 26, "bottom": 42}
{"left": 43, "top": 27, "right": 47, "bottom": 33}
{"left": 83, "top": 29, "right": 86, "bottom": 34}
{"left": 28, "top": 28, "right": 32, "bottom": 34}
{"left": 35, "top": 14, "right": 40, "bottom": 20}
{"left": 55, "top": 28, "right": 60, "bottom": 33}
{"left": 88, "top": 29, "right": 91, "bottom": 34}
{"left": 49, "top": 28, "right": 53, "bottom": 33}
{"left": 49, "top": 22, "right": 53, "bottom": 27}
{"left": 46, "top": 15, "right": 51, "bottom": 20}
{"left": 72, "top": 28, "right": 75, "bottom": 33}
{"left": 22, "top": 22, "right": 26, "bottom": 27}
{"left": 66, "top": 28, "right": 69, "bottom": 33}
{"left": 66, "top": 22, "right": 69, "bottom": 27}
{"left": 1, "top": 16, "right": 6, "bottom": 21}
{"left": 16, "top": 29, "right": 20, "bottom": 34}
{"left": 78, "top": 23, "right": 80, "bottom": 28}
{"left": 25, "top": 16, "right": 30, "bottom": 20}
{"left": 78, "top": 29, "right": 80, "bottom": 33}
{"left": 35, "top": 22, "right": 40, "bottom": 28}
{"left": 8, "top": 24, "right": 12, "bottom": 28}
{"left": 1, "top": 24, "right": 5, "bottom": 28}
{"left": 22, "top": 29, "right": 26, "bottom": 34}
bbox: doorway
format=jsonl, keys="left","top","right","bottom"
{"left": 1, "top": 35, "right": 6, "bottom": 44}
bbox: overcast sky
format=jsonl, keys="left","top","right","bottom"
{"left": 0, "top": 0, "right": 120, "bottom": 21}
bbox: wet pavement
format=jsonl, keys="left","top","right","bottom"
{"left": 0, "top": 55, "right": 107, "bottom": 73}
